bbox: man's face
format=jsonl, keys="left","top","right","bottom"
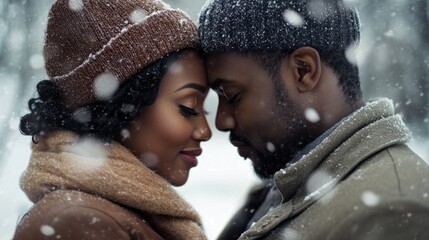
{"left": 207, "top": 52, "right": 311, "bottom": 178}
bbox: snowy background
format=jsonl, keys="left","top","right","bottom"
{"left": 1, "top": 0, "right": 428, "bottom": 239}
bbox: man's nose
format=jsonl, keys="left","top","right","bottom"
{"left": 215, "top": 106, "right": 235, "bottom": 132}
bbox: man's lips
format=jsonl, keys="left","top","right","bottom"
{"left": 229, "top": 134, "right": 259, "bottom": 161}
{"left": 179, "top": 149, "right": 202, "bottom": 167}
{"left": 230, "top": 140, "right": 247, "bottom": 148}
{"left": 229, "top": 133, "right": 250, "bottom": 147}
{"left": 230, "top": 139, "right": 254, "bottom": 159}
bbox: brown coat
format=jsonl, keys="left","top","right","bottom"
{"left": 13, "top": 131, "right": 206, "bottom": 240}
{"left": 219, "top": 99, "right": 429, "bottom": 240}
{"left": 14, "top": 190, "right": 163, "bottom": 240}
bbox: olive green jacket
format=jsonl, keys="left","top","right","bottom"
{"left": 221, "top": 99, "right": 429, "bottom": 240}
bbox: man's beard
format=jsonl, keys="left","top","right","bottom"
{"left": 251, "top": 130, "right": 307, "bottom": 179}
{"left": 252, "top": 147, "right": 294, "bottom": 179}
{"left": 251, "top": 83, "right": 308, "bottom": 179}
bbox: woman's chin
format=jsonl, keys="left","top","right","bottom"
{"left": 165, "top": 171, "right": 190, "bottom": 187}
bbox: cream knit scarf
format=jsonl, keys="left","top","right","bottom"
{"left": 20, "top": 131, "right": 206, "bottom": 240}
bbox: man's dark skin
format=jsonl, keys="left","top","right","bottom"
{"left": 200, "top": 1, "right": 429, "bottom": 239}
{"left": 207, "top": 47, "right": 364, "bottom": 178}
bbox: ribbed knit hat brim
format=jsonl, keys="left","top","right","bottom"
{"left": 44, "top": 0, "right": 198, "bottom": 109}
{"left": 199, "top": 0, "right": 360, "bottom": 53}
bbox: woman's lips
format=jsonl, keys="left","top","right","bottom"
{"left": 180, "top": 149, "right": 202, "bottom": 167}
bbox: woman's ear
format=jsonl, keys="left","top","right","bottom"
{"left": 287, "top": 47, "right": 322, "bottom": 93}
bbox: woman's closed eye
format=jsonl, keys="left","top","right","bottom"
{"left": 179, "top": 105, "right": 200, "bottom": 117}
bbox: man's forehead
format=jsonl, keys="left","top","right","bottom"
{"left": 205, "top": 56, "right": 237, "bottom": 89}
{"left": 205, "top": 51, "right": 268, "bottom": 88}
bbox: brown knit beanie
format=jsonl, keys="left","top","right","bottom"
{"left": 44, "top": 0, "right": 199, "bottom": 109}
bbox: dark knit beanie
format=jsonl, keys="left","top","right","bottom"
{"left": 44, "top": 0, "right": 199, "bottom": 109}
{"left": 198, "top": 0, "right": 360, "bottom": 53}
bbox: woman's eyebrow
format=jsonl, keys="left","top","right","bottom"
{"left": 175, "top": 83, "right": 207, "bottom": 93}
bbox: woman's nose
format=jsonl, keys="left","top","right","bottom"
{"left": 193, "top": 115, "right": 212, "bottom": 141}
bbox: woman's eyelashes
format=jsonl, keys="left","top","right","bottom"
{"left": 179, "top": 105, "right": 200, "bottom": 117}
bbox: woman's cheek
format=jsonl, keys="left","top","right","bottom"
{"left": 156, "top": 113, "right": 193, "bottom": 144}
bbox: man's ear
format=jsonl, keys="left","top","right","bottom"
{"left": 284, "top": 47, "right": 322, "bottom": 93}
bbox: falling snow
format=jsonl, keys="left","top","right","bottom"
{"left": 121, "top": 129, "right": 130, "bottom": 140}
{"left": 266, "top": 142, "right": 276, "bottom": 152}
{"left": 345, "top": 42, "right": 360, "bottom": 66}
{"left": 29, "top": 54, "right": 44, "bottom": 69}
{"left": 281, "top": 228, "right": 300, "bottom": 239}
{"left": 130, "top": 9, "right": 149, "bottom": 24}
{"left": 66, "top": 137, "right": 107, "bottom": 172}
{"left": 361, "top": 191, "right": 380, "bottom": 207}
{"left": 283, "top": 9, "right": 304, "bottom": 27}
{"left": 168, "top": 62, "right": 184, "bottom": 74}
{"left": 307, "top": 0, "right": 333, "bottom": 21}
{"left": 305, "top": 171, "right": 337, "bottom": 202}
{"left": 139, "top": 152, "right": 159, "bottom": 168}
{"left": 121, "top": 104, "right": 136, "bottom": 113}
{"left": 72, "top": 108, "right": 92, "bottom": 123}
{"left": 40, "top": 225, "right": 55, "bottom": 236}
{"left": 1, "top": 1, "right": 429, "bottom": 240}
{"left": 93, "top": 72, "right": 119, "bottom": 100}
{"left": 384, "top": 30, "right": 395, "bottom": 37}
{"left": 90, "top": 217, "right": 100, "bottom": 225}
{"left": 68, "top": 0, "right": 83, "bottom": 11}
{"left": 304, "top": 108, "right": 320, "bottom": 123}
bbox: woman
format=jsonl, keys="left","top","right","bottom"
{"left": 13, "top": 0, "right": 211, "bottom": 239}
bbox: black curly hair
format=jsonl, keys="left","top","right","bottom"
{"left": 20, "top": 50, "right": 185, "bottom": 143}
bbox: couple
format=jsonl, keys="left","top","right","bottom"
{"left": 13, "top": 0, "right": 429, "bottom": 239}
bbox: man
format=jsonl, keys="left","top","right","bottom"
{"left": 199, "top": 0, "right": 429, "bottom": 239}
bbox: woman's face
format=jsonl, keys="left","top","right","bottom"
{"left": 123, "top": 50, "right": 212, "bottom": 186}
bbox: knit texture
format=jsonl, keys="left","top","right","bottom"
{"left": 20, "top": 131, "right": 206, "bottom": 240}
{"left": 44, "top": 0, "right": 199, "bottom": 109}
{"left": 199, "top": 0, "right": 360, "bottom": 53}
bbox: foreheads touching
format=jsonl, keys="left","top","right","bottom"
{"left": 207, "top": 47, "right": 362, "bottom": 112}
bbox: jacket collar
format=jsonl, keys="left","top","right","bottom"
{"left": 239, "top": 99, "right": 411, "bottom": 239}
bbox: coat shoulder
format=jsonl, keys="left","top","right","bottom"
{"left": 266, "top": 145, "right": 429, "bottom": 240}
{"left": 357, "top": 145, "right": 429, "bottom": 202}
{"left": 386, "top": 144, "right": 429, "bottom": 182}
{"left": 326, "top": 200, "right": 429, "bottom": 240}
{"left": 13, "top": 190, "right": 164, "bottom": 240}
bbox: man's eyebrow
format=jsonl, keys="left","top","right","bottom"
{"left": 175, "top": 83, "right": 207, "bottom": 93}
